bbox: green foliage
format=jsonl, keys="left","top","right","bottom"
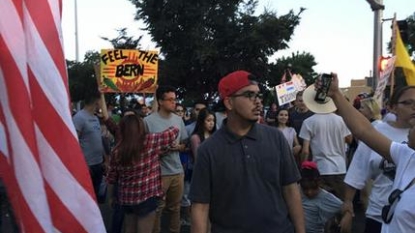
{"left": 101, "top": 28, "right": 143, "bottom": 49}
{"left": 387, "top": 14, "right": 415, "bottom": 56}
{"left": 386, "top": 14, "right": 415, "bottom": 86}
{"left": 403, "top": 15, "right": 415, "bottom": 55}
{"left": 268, "top": 51, "right": 317, "bottom": 87}
{"left": 68, "top": 29, "right": 144, "bottom": 104}
{"left": 67, "top": 52, "right": 99, "bottom": 102}
{"left": 129, "top": 0, "right": 307, "bottom": 101}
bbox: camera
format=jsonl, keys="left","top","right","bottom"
{"left": 314, "top": 73, "right": 333, "bottom": 103}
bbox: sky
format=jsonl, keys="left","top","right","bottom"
{"left": 61, "top": 0, "right": 415, "bottom": 87}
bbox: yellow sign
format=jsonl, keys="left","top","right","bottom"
{"left": 99, "top": 49, "right": 158, "bottom": 93}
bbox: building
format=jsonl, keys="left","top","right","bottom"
{"left": 341, "top": 77, "right": 373, "bottom": 102}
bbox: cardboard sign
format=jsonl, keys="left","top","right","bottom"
{"left": 374, "top": 56, "right": 396, "bottom": 105}
{"left": 275, "top": 81, "right": 297, "bottom": 106}
{"left": 291, "top": 74, "right": 307, "bottom": 92}
{"left": 99, "top": 49, "right": 158, "bottom": 93}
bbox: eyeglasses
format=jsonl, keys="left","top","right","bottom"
{"left": 381, "top": 178, "right": 415, "bottom": 223}
{"left": 162, "top": 98, "right": 177, "bottom": 102}
{"left": 398, "top": 100, "right": 415, "bottom": 107}
{"left": 176, "top": 109, "right": 184, "bottom": 113}
{"left": 231, "top": 91, "right": 263, "bottom": 101}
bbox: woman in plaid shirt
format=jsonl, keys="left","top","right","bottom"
{"left": 106, "top": 114, "right": 179, "bottom": 233}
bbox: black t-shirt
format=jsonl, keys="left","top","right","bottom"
{"left": 289, "top": 110, "right": 314, "bottom": 141}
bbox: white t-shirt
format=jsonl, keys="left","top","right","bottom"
{"left": 344, "top": 122, "right": 409, "bottom": 222}
{"left": 278, "top": 127, "right": 296, "bottom": 149}
{"left": 299, "top": 113, "right": 351, "bottom": 175}
{"left": 381, "top": 142, "right": 415, "bottom": 233}
{"left": 382, "top": 112, "right": 396, "bottom": 123}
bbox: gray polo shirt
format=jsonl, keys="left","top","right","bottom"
{"left": 73, "top": 109, "right": 104, "bottom": 166}
{"left": 189, "top": 121, "right": 301, "bottom": 233}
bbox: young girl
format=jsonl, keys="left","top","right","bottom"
{"left": 190, "top": 108, "right": 217, "bottom": 161}
{"left": 106, "top": 114, "right": 179, "bottom": 233}
{"left": 276, "top": 108, "right": 302, "bottom": 165}
{"left": 300, "top": 161, "right": 343, "bottom": 233}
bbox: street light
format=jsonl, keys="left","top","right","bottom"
{"left": 75, "top": 0, "right": 79, "bottom": 61}
{"left": 366, "top": 0, "right": 384, "bottom": 90}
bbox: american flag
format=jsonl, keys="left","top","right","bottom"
{"left": 0, "top": 0, "right": 106, "bottom": 232}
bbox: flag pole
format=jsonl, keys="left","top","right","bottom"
{"left": 390, "top": 13, "right": 397, "bottom": 98}
{"left": 75, "top": 0, "right": 79, "bottom": 61}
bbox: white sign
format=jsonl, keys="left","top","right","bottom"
{"left": 374, "top": 56, "right": 396, "bottom": 105}
{"left": 275, "top": 81, "right": 297, "bottom": 106}
{"left": 291, "top": 74, "right": 307, "bottom": 92}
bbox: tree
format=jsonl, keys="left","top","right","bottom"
{"left": 400, "top": 14, "right": 414, "bottom": 55}
{"left": 268, "top": 51, "right": 317, "bottom": 87}
{"left": 67, "top": 51, "right": 100, "bottom": 102}
{"left": 68, "top": 29, "right": 144, "bottom": 105}
{"left": 386, "top": 13, "right": 415, "bottom": 87}
{"left": 101, "top": 28, "right": 143, "bottom": 49}
{"left": 129, "top": 0, "right": 305, "bottom": 101}
{"left": 387, "top": 14, "right": 415, "bottom": 56}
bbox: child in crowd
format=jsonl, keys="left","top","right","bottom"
{"left": 300, "top": 161, "right": 343, "bottom": 233}
{"left": 276, "top": 108, "right": 302, "bottom": 165}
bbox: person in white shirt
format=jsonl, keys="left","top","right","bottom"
{"left": 319, "top": 73, "right": 415, "bottom": 233}
{"left": 299, "top": 112, "right": 352, "bottom": 200}
{"left": 340, "top": 93, "right": 412, "bottom": 233}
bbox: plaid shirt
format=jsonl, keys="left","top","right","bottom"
{"left": 106, "top": 127, "right": 179, "bottom": 205}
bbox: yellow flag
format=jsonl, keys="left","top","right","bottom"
{"left": 395, "top": 26, "right": 415, "bottom": 85}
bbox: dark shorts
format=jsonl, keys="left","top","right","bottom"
{"left": 320, "top": 174, "right": 346, "bottom": 201}
{"left": 122, "top": 197, "right": 158, "bottom": 217}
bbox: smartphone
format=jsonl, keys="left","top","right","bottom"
{"left": 161, "top": 145, "right": 171, "bottom": 152}
{"left": 314, "top": 73, "right": 332, "bottom": 103}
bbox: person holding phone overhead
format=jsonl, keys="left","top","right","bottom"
{"left": 316, "top": 73, "right": 415, "bottom": 233}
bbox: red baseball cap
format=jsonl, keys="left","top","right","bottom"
{"left": 218, "top": 70, "right": 256, "bottom": 99}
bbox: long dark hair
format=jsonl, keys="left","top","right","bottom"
{"left": 114, "top": 114, "right": 147, "bottom": 165}
{"left": 276, "top": 108, "right": 291, "bottom": 127}
{"left": 192, "top": 108, "right": 216, "bottom": 142}
{"left": 389, "top": 86, "right": 415, "bottom": 107}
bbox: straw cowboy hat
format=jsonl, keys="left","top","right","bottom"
{"left": 302, "top": 84, "right": 337, "bottom": 114}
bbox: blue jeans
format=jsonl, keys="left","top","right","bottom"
{"left": 89, "top": 163, "right": 103, "bottom": 201}
{"left": 111, "top": 183, "right": 124, "bottom": 233}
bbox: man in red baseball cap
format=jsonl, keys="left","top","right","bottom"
{"left": 189, "top": 70, "right": 305, "bottom": 233}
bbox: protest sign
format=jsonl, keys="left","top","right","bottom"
{"left": 275, "top": 81, "right": 297, "bottom": 106}
{"left": 374, "top": 56, "right": 396, "bottom": 105}
{"left": 291, "top": 74, "right": 307, "bottom": 92}
{"left": 99, "top": 49, "right": 158, "bottom": 93}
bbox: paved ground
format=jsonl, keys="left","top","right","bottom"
{"left": 99, "top": 199, "right": 365, "bottom": 233}
{"left": 0, "top": 195, "right": 365, "bottom": 233}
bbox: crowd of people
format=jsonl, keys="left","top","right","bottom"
{"left": 66, "top": 70, "right": 415, "bottom": 233}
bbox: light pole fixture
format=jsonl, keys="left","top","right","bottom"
{"left": 74, "top": 0, "right": 79, "bottom": 62}
{"left": 366, "top": 0, "right": 384, "bottom": 90}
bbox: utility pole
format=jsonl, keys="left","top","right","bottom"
{"left": 366, "top": 0, "right": 384, "bottom": 90}
{"left": 74, "top": 0, "right": 79, "bottom": 61}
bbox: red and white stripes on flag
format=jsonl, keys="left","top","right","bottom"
{"left": 0, "top": 0, "right": 106, "bottom": 232}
